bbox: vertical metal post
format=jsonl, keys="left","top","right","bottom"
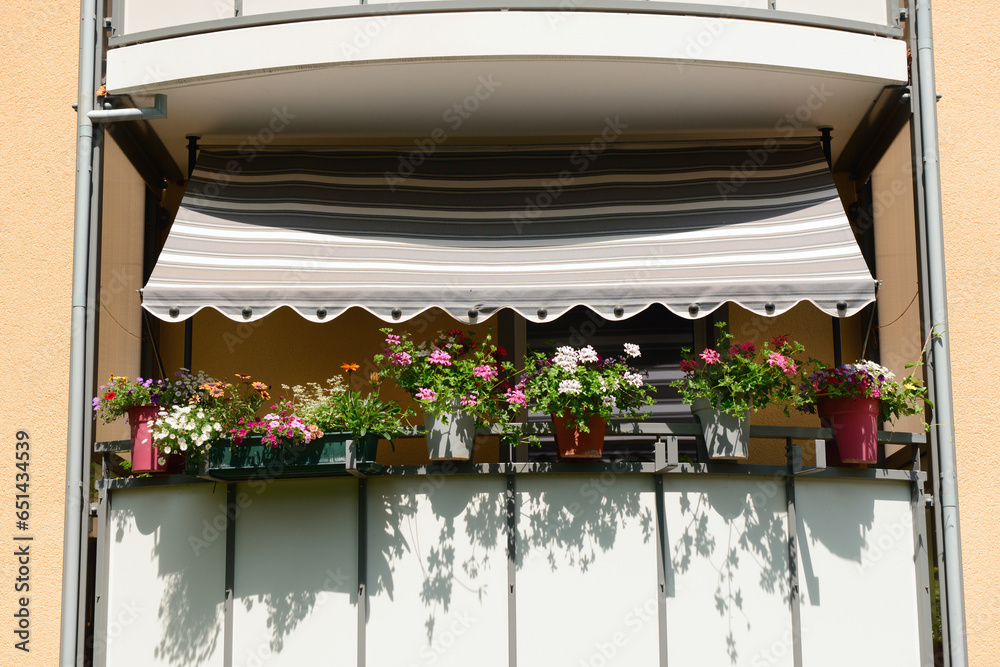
{"left": 911, "top": 458, "right": 936, "bottom": 667}
{"left": 654, "top": 475, "right": 669, "bottom": 667}
{"left": 62, "top": 2, "right": 99, "bottom": 662}
{"left": 506, "top": 474, "right": 517, "bottom": 667}
{"left": 91, "top": 482, "right": 111, "bottom": 667}
{"left": 819, "top": 127, "right": 833, "bottom": 168}
{"left": 785, "top": 439, "right": 803, "bottom": 667}
{"left": 358, "top": 478, "right": 368, "bottom": 667}
{"left": 911, "top": 2, "right": 967, "bottom": 664}
{"left": 223, "top": 484, "right": 236, "bottom": 667}
{"left": 78, "top": 35, "right": 105, "bottom": 667}
{"left": 820, "top": 125, "right": 845, "bottom": 368}
{"left": 183, "top": 136, "right": 199, "bottom": 371}
{"left": 907, "top": 21, "right": 951, "bottom": 664}
{"left": 832, "top": 319, "right": 843, "bottom": 367}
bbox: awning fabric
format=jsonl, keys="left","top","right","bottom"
{"left": 142, "top": 140, "right": 875, "bottom": 324}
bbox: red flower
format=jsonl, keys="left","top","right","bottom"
{"left": 104, "top": 392, "right": 115, "bottom": 400}
{"left": 773, "top": 335, "right": 789, "bottom": 346}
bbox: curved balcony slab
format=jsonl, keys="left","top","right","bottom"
{"left": 108, "top": 11, "right": 904, "bottom": 93}
{"left": 105, "top": 10, "right": 907, "bottom": 167}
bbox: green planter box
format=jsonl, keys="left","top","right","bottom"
{"left": 191, "top": 432, "right": 382, "bottom": 480}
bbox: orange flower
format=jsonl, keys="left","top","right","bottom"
{"left": 251, "top": 381, "right": 268, "bottom": 391}
{"left": 341, "top": 363, "right": 360, "bottom": 372}
{"left": 235, "top": 373, "right": 251, "bottom": 380}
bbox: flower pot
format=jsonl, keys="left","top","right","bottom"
{"left": 126, "top": 404, "right": 182, "bottom": 474}
{"left": 197, "top": 432, "right": 381, "bottom": 480}
{"left": 551, "top": 413, "right": 606, "bottom": 460}
{"left": 424, "top": 411, "right": 475, "bottom": 460}
{"left": 817, "top": 396, "right": 879, "bottom": 464}
{"left": 691, "top": 397, "right": 749, "bottom": 460}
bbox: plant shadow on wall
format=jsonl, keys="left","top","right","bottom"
{"left": 795, "top": 481, "right": 879, "bottom": 609}
{"left": 368, "top": 475, "right": 506, "bottom": 644}
{"left": 666, "top": 486, "right": 788, "bottom": 665}
{"left": 113, "top": 488, "right": 225, "bottom": 666}
{"left": 515, "top": 470, "right": 652, "bottom": 573}
{"left": 233, "top": 479, "right": 360, "bottom": 655}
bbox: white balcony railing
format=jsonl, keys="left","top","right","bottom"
{"left": 110, "top": 0, "right": 902, "bottom": 44}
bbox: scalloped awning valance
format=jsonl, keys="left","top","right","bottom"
{"left": 142, "top": 140, "right": 875, "bottom": 324}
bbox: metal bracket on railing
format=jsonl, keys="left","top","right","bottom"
{"left": 654, "top": 435, "right": 678, "bottom": 473}
{"left": 792, "top": 440, "right": 828, "bottom": 475}
{"left": 88, "top": 94, "right": 167, "bottom": 123}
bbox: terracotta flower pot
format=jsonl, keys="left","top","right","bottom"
{"left": 126, "top": 404, "right": 182, "bottom": 473}
{"left": 551, "top": 413, "right": 606, "bottom": 460}
{"left": 817, "top": 396, "right": 879, "bottom": 464}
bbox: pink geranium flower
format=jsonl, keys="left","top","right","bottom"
{"left": 391, "top": 352, "right": 412, "bottom": 366}
{"left": 428, "top": 350, "right": 452, "bottom": 366}
{"left": 700, "top": 349, "right": 722, "bottom": 365}
{"left": 504, "top": 388, "right": 527, "bottom": 407}
{"left": 473, "top": 364, "right": 498, "bottom": 380}
{"left": 415, "top": 387, "right": 436, "bottom": 401}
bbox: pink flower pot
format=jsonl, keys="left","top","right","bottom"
{"left": 817, "top": 396, "right": 879, "bottom": 464}
{"left": 551, "top": 413, "right": 606, "bottom": 460}
{"left": 126, "top": 405, "right": 181, "bottom": 473}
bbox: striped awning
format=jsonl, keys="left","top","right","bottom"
{"left": 142, "top": 140, "right": 875, "bottom": 324}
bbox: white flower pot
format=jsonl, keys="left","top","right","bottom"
{"left": 424, "top": 410, "right": 475, "bottom": 460}
{"left": 691, "top": 397, "right": 749, "bottom": 460}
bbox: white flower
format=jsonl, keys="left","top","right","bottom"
{"left": 624, "top": 343, "right": 641, "bottom": 358}
{"left": 552, "top": 346, "right": 578, "bottom": 372}
{"left": 578, "top": 346, "right": 599, "bottom": 363}
{"left": 603, "top": 395, "right": 617, "bottom": 408}
{"left": 558, "top": 379, "right": 583, "bottom": 395}
{"left": 179, "top": 443, "right": 188, "bottom": 452}
{"left": 623, "top": 371, "right": 644, "bottom": 388}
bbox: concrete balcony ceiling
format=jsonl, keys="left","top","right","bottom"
{"left": 105, "top": 10, "right": 908, "bottom": 168}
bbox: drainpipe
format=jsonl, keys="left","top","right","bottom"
{"left": 912, "top": 1, "right": 968, "bottom": 665}
{"left": 60, "top": 0, "right": 98, "bottom": 664}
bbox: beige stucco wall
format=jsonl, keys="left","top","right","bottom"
{"left": 0, "top": 1, "right": 79, "bottom": 664}
{"left": 935, "top": 3, "right": 1000, "bottom": 664}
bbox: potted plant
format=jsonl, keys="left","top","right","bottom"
{"left": 92, "top": 370, "right": 213, "bottom": 473}
{"left": 151, "top": 373, "right": 270, "bottom": 464}
{"left": 796, "top": 360, "right": 929, "bottom": 464}
{"left": 505, "top": 343, "right": 655, "bottom": 459}
{"left": 376, "top": 328, "right": 507, "bottom": 460}
{"left": 671, "top": 324, "right": 804, "bottom": 460}
{"left": 283, "top": 364, "right": 413, "bottom": 471}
